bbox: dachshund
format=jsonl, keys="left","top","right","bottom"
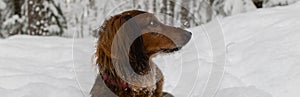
{"left": 91, "top": 10, "right": 191, "bottom": 97}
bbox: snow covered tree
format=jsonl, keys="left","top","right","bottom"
{"left": 263, "top": 0, "right": 300, "bottom": 7}
{"left": 72, "top": 0, "right": 300, "bottom": 38}
{"left": 180, "top": 0, "right": 192, "bottom": 28}
{"left": 161, "top": 0, "right": 168, "bottom": 24}
{"left": 61, "top": 0, "right": 101, "bottom": 38}
{"left": 26, "top": 0, "right": 66, "bottom": 36}
{"left": 169, "top": 0, "right": 175, "bottom": 25}
{"left": 251, "top": 0, "right": 299, "bottom": 8}
{"left": 0, "top": 0, "right": 6, "bottom": 38}
{"left": 212, "top": 0, "right": 256, "bottom": 17}
{"left": 0, "top": 0, "right": 24, "bottom": 37}
{"left": 0, "top": 0, "right": 66, "bottom": 38}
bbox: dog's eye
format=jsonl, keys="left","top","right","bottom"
{"left": 149, "top": 20, "right": 158, "bottom": 27}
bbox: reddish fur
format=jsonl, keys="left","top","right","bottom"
{"left": 91, "top": 10, "right": 191, "bottom": 97}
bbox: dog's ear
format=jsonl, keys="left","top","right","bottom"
{"left": 111, "top": 14, "right": 143, "bottom": 57}
{"left": 110, "top": 14, "right": 146, "bottom": 78}
{"left": 124, "top": 15, "right": 132, "bottom": 21}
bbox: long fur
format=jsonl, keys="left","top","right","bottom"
{"left": 91, "top": 10, "right": 191, "bottom": 97}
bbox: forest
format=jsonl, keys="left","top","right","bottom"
{"left": 0, "top": 0, "right": 298, "bottom": 38}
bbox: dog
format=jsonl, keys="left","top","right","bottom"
{"left": 91, "top": 10, "right": 192, "bottom": 97}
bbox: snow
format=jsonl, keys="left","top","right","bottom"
{"left": 3, "top": 15, "right": 22, "bottom": 26}
{"left": 0, "top": 0, "right": 5, "bottom": 10}
{"left": 35, "top": 6, "right": 40, "bottom": 12}
{"left": 1, "top": 2, "right": 300, "bottom": 97}
{"left": 216, "top": 2, "right": 300, "bottom": 97}
{"left": 43, "top": 1, "right": 59, "bottom": 17}
{"left": 29, "top": 1, "right": 33, "bottom": 5}
{"left": 47, "top": 25, "right": 60, "bottom": 33}
{"left": 0, "top": 36, "right": 96, "bottom": 97}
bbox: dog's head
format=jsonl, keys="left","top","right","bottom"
{"left": 97, "top": 10, "right": 192, "bottom": 58}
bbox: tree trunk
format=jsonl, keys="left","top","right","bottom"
{"left": 80, "top": 14, "right": 84, "bottom": 38}
{"left": 132, "top": 0, "right": 137, "bottom": 8}
{"left": 169, "top": 0, "right": 175, "bottom": 25}
{"left": 252, "top": 0, "right": 263, "bottom": 8}
{"left": 27, "top": 0, "right": 33, "bottom": 34}
{"left": 153, "top": 0, "right": 157, "bottom": 13}
{"left": 13, "top": 0, "right": 24, "bottom": 34}
{"left": 161, "top": 0, "right": 168, "bottom": 24}
{"left": 144, "top": 0, "right": 149, "bottom": 11}
{"left": 28, "top": 0, "right": 46, "bottom": 35}
{"left": 180, "top": 0, "right": 191, "bottom": 28}
{"left": 13, "top": 0, "right": 24, "bottom": 17}
{"left": 209, "top": 0, "right": 214, "bottom": 6}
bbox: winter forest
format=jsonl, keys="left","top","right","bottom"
{"left": 0, "top": 0, "right": 299, "bottom": 39}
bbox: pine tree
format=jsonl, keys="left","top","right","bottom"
{"left": 153, "top": 0, "right": 157, "bottom": 13}
{"left": 180, "top": 0, "right": 191, "bottom": 28}
{"left": 169, "top": 0, "right": 175, "bottom": 25}
{"left": 0, "top": 0, "right": 66, "bottom": 38}
{"left": 0, "top": 0, "right": 25, "bottom": 37}
{"left": 161, "top": 0, "right": 168, "bottom": 24}
{"left": 263, "top": 0, "right": 299, "bottom": 7}
{"left": 26, "top": 0, "right": 66, "bottom": 36}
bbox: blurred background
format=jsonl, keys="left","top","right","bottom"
{"left": 0, "top": 0, "right": 298, "bottom": 38}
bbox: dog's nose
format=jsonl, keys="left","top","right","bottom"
{"left": 183, "top": 31, "right": 192, "bottom": 41}
{"left": 188, "top": 31, "right": 192, "bottom": 36}
{"left": 186, "top": 31, "right": 192, "bottom": 37}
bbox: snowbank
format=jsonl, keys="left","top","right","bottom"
{"left": 0, "top": 36, "right": 96, "bottom": 97}
{"left": 217, "top": 2, "right": 300, "bottom": 97}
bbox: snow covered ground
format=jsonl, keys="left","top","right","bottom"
{"left": 0, "top": 36, "right": 96, "bottom": 97}
{"left": 1, "top": 2, "right": 300, "bottom": 97}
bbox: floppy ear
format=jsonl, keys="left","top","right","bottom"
{"left": 110, "top": 14, "right": 145, "bottom": 78}
{"left": 97, "top": 15, "right": 137, "bottom": 58}
{"left": 111, "top": 14, "right": 142, "bottom": 58}
{"left": 124, "top": 15, "right": 132, "bottom": 21}
{"left": 96, "top": 16, "right": 119, "bottom": 58}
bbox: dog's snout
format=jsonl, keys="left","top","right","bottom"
{"left": 188, "top": 31, "right": 192, "bottom": 36}
{"left": 186, "top": 31, "right": 192, "bottom": 38}
{"left": 186, "top": 31, "right": 192, "bottom": 41}
{"left": 184, "top": 31, "right": 192, "bottom": 39}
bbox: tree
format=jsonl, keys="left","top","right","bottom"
{"left": 0, "top": 0, "right": 24, "bottom": 37}
{"left": 263, "top": 0, "right": 299, "bottom": 7}
{"left": 26, "top": 0, "right": 66, "bottom": 36}
{"left": 180, "top": 0, "right": 191, "bottom": 28}
{"left": 169, "top": 0, "right": 175, "bottom": 25}
{"left": 0, "top": 0, "right": 66, "bottom": 38}
{"left": 212, "top": 0, "right": 256, "bottom": 17}
{"left": 253, "top": 0, "right": 263, "bottom": 8}
{"left": 153, "top": 0, "right": 157, "bottom": 13}
{"left": 161, "top": 0, "right": 168, "bottom": 24}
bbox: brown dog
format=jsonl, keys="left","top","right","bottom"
{"left": 91, "top": 10, "right": 191, "bottom": 97}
